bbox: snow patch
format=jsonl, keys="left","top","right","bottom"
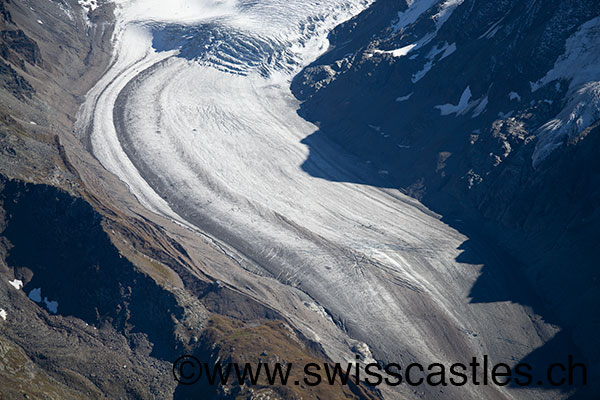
{"left": 303, "top": 301, "right": 334, "bottom": 324}
{"left": 427, "top": 42, "right": 451, "bottom": 60}
{"left": 27, "top": 287, "right": 59, "bottom": 314}
{"left": 436, "top": 87, "right": 489, "bottom": 117}
{"left": 349, "top": 341, "right": 376, "bottom": 364}
{"left": 471, "top": 96, "right": 488, "bottom": 118}
{"left": 433, "top": 0, "right": 464, "bottom": 29}
{"left": 498, "top": 111, "right": 514, "bottom": 119}
{"left": 79, "top": 0, "right": 99, "bottom": 13}
{"left": 372, "top": 43, "right": 416, "bottom": 58}
{"left": 389, "top": 43, "right": 417, "bottom": 57}
{"left": 390, "top": 43, "right": 417, "bottom": 57}
{"left": 392, "top": 0, "right": 440, "bottom": 33}
{"left": 412, "top": 42, "right": 454, "bottom": 82}
{"left": 533, "top": 82, "right": 600, "bottom": 167}
{"left": 57, "top": 2, "right": 75, "bottom": 21}
{"left": 440, "top": 42, "right": 456, "bottom": 60}
{"left": 435, "top": 86, "right": 472, "bottom": 115}
{"left": 531, "top": 16, "right": 600, "bottom": 92}
{"left": 44, "top": 297, "right": 59, "bottom": 314}
{"left": 29, "top": 288, "right": 42, "bottom": 303}
{"left": 8, "top": 279, "right": 23, "bottom": 290}
{"left": 412, "top": 60, "right": 433, "bottom": 83}
{"left": 0, "top": 309, "right": 6, "bottom": 321}
{"left": 391, "top": 1, "right": 463, "bottom": 77}
{"left": 478, "top": 17, "right": 505, "bottom": 40}
{"left": 396, "top": 92, "right": 413, "bottom": 102}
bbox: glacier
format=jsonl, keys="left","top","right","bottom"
{"left": 75, "top": 1, "right": 564, "bottom": 399}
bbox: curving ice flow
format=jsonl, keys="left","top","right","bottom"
{"left": 78, "top": 1, "right": 560, "bottom": 399}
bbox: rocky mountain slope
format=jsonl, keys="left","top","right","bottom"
{"left": 0, "top": 1, "right": 378, "bottom": 399}
{"left": 293, "top": 0, "right": 600, "bottom": 398}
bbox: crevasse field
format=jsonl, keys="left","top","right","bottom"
{"left": 76, "top": 1, "right": 561, "bottom": 398}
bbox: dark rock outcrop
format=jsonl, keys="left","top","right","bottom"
{"left": 1, "top": 29, "right": 42, "bottom": 69}
{"left": 0, "top": 59, "right": 33, "bottom": 99}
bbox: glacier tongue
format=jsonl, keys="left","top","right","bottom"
{"left": 77, "top": 1, "right": 562, "bottom": 399}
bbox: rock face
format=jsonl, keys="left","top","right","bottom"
{"left": 293, "top": 0, "right": 600, "bottom": 397}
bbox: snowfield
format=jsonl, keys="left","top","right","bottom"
{"left": 76, "top": 1, "right": 563, "bottom": 399}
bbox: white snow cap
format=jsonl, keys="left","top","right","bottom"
{"left": 8, "top": 279, "right": 23, "bottom": 290}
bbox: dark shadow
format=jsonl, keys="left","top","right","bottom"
{"left": 299, "top": 131, "right": 396, "bottom": 188}
{"left": 0, "top": 178, "right": 182, "bottom": 361}
{"left": 453, "top": 233, "right": 587, "bottom": 396}
{"left": 293, "top": 98, "right": 600, "bottom": 399}
{"left": 512, "top": 330, "right": 585, "bottom": 392}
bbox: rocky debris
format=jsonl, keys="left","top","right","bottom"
{"left": 0, "top": 0, "right": 13, "bottom": 24}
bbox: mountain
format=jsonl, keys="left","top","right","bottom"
{"left": 1, "top": 0, "right": 598, "bottom": 399}
{"left": 293, "top": 0, "right": 600, "bottom": 397}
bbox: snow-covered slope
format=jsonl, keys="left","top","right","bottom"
{"left": 533, "top": 16, "right": 600, "bottom": 166}
{"left": 76, "top": 1, "right": 566, "bottom": 399}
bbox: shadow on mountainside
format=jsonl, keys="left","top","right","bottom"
{"left": 295, "top": 116, "right": 599, "bottom": 399}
